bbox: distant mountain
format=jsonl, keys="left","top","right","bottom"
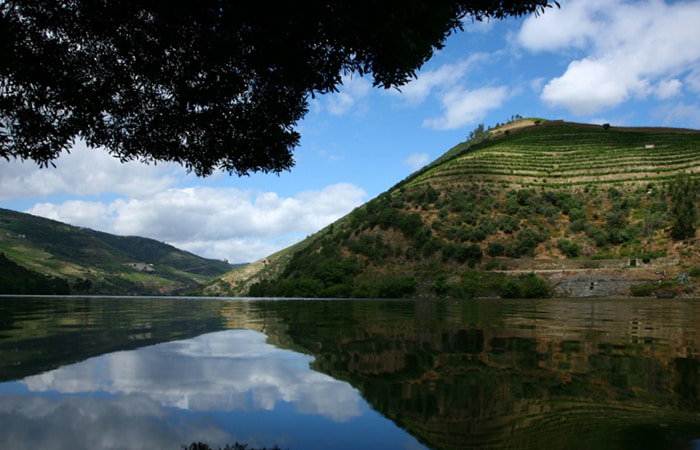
{"left": 0, "top": 208, "right": 235, "bottom": 295}
{"left": 205, "top": 119, "right": 700, "bottom": 299}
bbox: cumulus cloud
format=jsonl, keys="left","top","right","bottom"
{"left": 0, "top": 141, "right": 180, "bottom": 201}
{"left": 27, "top": 183, "right": 366, "bottom": 263}
{"left": 326, "top": 74, "right": 371, "bottom": 115}
{"left": 391, "top": 53, "right": 507, "bottom": 130}
{"left": 28, "top": 201, "right": 113, "bottom": 230}
{"left": 423, "top": 86, "right": 509, "bottom": 130}
{"left": 403, "top": 153, "right": 430, "bottom": 170}
{"left": 518, "top": 0, "right": 700, "bottom": 115}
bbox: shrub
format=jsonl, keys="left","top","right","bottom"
{"left": 498, "top": 215, "right": 520, "bottom": 234}
{"left": 501, "top": 279, "right": 522, "bottom": 298}
{"left": 459, "top": 210, "right": 479, "bottom": 225}
{"left": 630, "top": 283, "right": 656, "bottom": 297}
{"left": 375, "top": 275, "right": 416, "bottom": 298}
{"left": 504, "top": 196, "right": 520, "bottom": 215}
{"left": 669, "top": 173, "right": 699, "bottom": 240}
{"left": 568, "top": 208, "right": 586, "bottom": 222}
{"left": 452, "top": 271, "right": 485, "bottom": 299}
{"left": 487, "top": 241, "right": 505, "bottom": 257}
{"left": 557, "top": 238, "right": 580, "bottom": 258}
{"left": 689, "top": 265, "right": 700, "bottom": 278}
{"left": 586, "top": 224, "right": 608, "bottom": 247}
{"left": 569, "top": 218, "right": 587, "bottom": 234}
{"left": 514, "top": 227, "right": 546, "bottom": 257}
{"left": 484, "top": 261, "right": 500, "bottom": 270}
{"left": 469, "top": 226, "right": 488, "bottom": 242}
{"left": 522, "top": 274, "right": 550, "bottom": 298}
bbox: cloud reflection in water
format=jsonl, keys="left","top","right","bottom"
{"left": 0, "top": 329, "right": 427, "bottom": 449}
{"left": 22, "top": 330, "right": 362, "bottom": 422}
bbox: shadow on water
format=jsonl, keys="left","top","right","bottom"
{"left": 2, "top": 296, "right": 700, "bottom": 449}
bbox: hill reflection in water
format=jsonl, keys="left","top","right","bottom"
{"left": 1, "top": 297, "right": 700, "bottom": 449}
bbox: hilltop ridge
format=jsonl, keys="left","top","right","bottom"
{"left": 205, "top": 120, "right": 700, "bottom": 299}
{"left": 0, "top": 208, "right": 235, "bottom": 295}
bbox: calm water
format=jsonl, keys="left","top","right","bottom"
{"left": 1, "top": 297, "right": 700, "bottom": 449}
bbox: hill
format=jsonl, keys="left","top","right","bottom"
{"left": 205, "top": 120, "right": 700, "bottom": 299}
{"left": 0, "top": 208, "right": 235, "bottom": 295}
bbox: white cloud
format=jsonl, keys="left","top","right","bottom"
{"left": 653, "top": 102, "right": 700, "bottom": 128}
{"left": 461, "top": 15, "right": 496, "bottom": 34}
{"left": 26, "top": 183, "right": 367, "bottom": 264}
{"left": 687, "top": 68, "right": 700, "bottom": 94}
{"left": 326, "top": 74, "right": 371, "bottom": 115}
{"left": 423, "top": 86, "right": 509, "bottom": 130}
{"left": 517, "top": 0, "right": 609, "bottom": 52}
{"left": 392, "top": 53, "right": 508, "bottom": 130}
{"left": 396, "top": 53, "right": 489, "bottom": 104}
{"left": 0, "top": 141, "right": 179, "bottom": 201}
{"left": 654, "top": 79, "right": 683, "bottom": 100}
{"left": 403, "top": 153, "right": 430, "bottom": 170}
{"left": 28, "top": 201, "right": 112, "bottom": 230}
{"left": 540, "top": 57, "right": 641, "bottom": 114}
{"left": 518, "top": 0, "right": 700, "bottom": 115}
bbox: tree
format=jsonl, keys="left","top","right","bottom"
{"left": 468, "top": 123, "right": 486, "bottom": 141}
{"left": 1, "top": 1, "right": 558, "bottom": 176}
{"left": 669, "top": 173, "right": 699, "bottom": 240}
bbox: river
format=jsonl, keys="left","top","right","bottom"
{"left": 1, "top": 296, "right": 699, "bottom": 449}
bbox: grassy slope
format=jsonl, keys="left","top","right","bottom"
{"left": 0, "top": 208, "right": 234, "bottom": 295}
{"left": 208, "top": 121, "right": 700, "bottom": 298}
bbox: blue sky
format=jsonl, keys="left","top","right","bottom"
{"left": 2, "top": 0, "right": 700, "bottom": 264}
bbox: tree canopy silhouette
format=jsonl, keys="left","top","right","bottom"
{"left": 1, "top": 1, "right": 557, "bottom": 176}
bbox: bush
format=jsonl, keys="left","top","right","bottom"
{"left": 469, "top": 226, "right": 488, "bottom": 242}
{"left": 452, "top": 271, "right": 485, "bottom": 299}
{"left": 669, "top": 173, "right": 699, "bottom": 240}
{"left": 522, "top": 274, "right": 550, "bottom": 298}
{"left": 501, "top": 279, "right": 522, "bottom": 298}
{"left": 487, "top": 241, "right": 505, "bottom": 257}
{"left": 568, "top": 218, "right": 587, "bottom": 234}
{"left": 630, "top": 283, "right": 656, "bottom": 297}
{"left": 514, "top": 227, "right": 546, "bottom": 257}
{"left": 375, "top": 275, "right": 416, "bottom": 298}
{"left": 557, "top": 238, "right": 580, "bottom": 258}
{"left": 484, "top": 261, "right": 500, "bottom": 270}
{"left": 586, "top": 224, "right": 608, "bottom": 247}
{"left": 499, "top": 274, "right": 549, "bottom": 298}
{"left": 498, "top": 215, "right": 520, "bottom": 234}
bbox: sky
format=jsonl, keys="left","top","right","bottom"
{"left": 2, "top": 0, "right": 700, "bottom": 264}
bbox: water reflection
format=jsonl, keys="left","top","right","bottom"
{"left": 23, "top": 330, "right": 362, "bottom": 421}
{"left": 0, "top": 326, "right": 425, "bottom": 450}
{"left": 245, "top": 299, "right": 700, "bottom": 450}
{"left": 2, "top": 297, "right": 700, "bottom": 449}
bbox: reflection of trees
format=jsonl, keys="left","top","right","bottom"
{"left": 5, "top": 297, "right": 700, "bottom": 449}
{"left": 0, "top": 297, "right": 228, "bottom": 381}
{"left": 253, "top": 299, "right": 700, "bottom": 450}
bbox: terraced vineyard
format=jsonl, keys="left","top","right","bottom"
{"left": 407, "top": 122, "right": 700, "bottom": 190}
{"left": 208, "top": 120, "right": 700, "bottom": 299}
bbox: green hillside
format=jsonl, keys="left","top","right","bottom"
{"left": 0, "top": 208, "right": 235, "bottom": 295}
{"left": 207, "top": 120, "right": 700, "bottom": 299}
